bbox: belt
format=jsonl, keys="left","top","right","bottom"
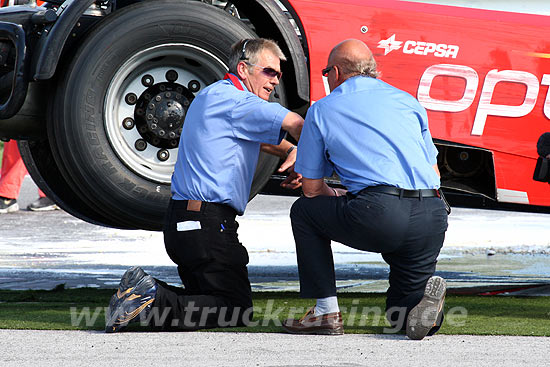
{"left": 360, "top": 185, "right": 439, "bottom": 198}
{"left": 169, "top": 199, "right": 238, "bottom": 217}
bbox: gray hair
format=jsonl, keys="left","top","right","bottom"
{"left": 228, "top": 38, "right": 286, "bottom": 74}
{"left": 338, "top": 57, "right": 379, "bottom": 79}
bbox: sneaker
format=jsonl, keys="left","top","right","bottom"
{"left": 282, "top": 307, "right": 344, "bottom": 335}
{"left": 105, "top": 274, "right": 157, "bottom": 333}
{"left": 406, "top": 276, "right": 447, "bottom": 340}
{"left": 0, "top": 197, "right": 18, "bottom": 214}
{"left": 27, "top": 197, "right": 59, "bottom": 211}
{"left": 107, "top": 266, "right": 148, "bottom": 321}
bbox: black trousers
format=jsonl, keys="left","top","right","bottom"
{"left": 290, "top": 189, "right": 448, "bottom": 328}
{"left": 152, "top": 199, "right": 253, "bottom": 330}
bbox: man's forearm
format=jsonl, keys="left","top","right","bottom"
{"left": 260, "top": 140, "right": 295, "bottom": 158}
{"left": 282, "top": 112, "right": 304, "bottom": 141}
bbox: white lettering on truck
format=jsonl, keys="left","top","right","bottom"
{"left": 417, "top": 64, "right": 548, "bottom": 136}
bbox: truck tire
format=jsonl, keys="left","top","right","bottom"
{"left": 19, "top": 139, "right": 131, "bottom": 228}
{"left": 49, "top": 0, "right": 283, "bottom": 230}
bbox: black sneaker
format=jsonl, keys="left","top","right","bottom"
{"left": 406, "top": 276, "right": 446, "bottom": 340}
{"left": 107, "top": 266, "right": 148, "bottom": 321}
{"left": 105, "top": 275, "right": 157, "bottom": 333}
{"left": 27, "top": 197, "right": 59, "bottom": 211}
{"left": 0, "top": 197, "right": 18, "bottom": 214}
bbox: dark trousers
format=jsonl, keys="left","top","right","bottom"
{"left": 290, "top": 189, "right": 448, "bottom": 328}
{"left": 152, "top": 199, "right": 253, "bottom": 330}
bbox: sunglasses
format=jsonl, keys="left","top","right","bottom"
{"left": 246, "top": 62, "right": 283, "bottom": 80}
{"left": 322, "top": 66, "right": 334, "bottom": 77}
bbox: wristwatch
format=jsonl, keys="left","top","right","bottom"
{"left": 286, "top": 145, "right": 297, "bottom": 157}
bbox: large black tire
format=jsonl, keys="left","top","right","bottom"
{"left": 19, "top": 139, "right": 131, "bottom": 228}
{"left": 49, "top": 0, "right": 283, "bottom": 230}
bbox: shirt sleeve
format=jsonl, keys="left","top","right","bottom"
{"left": 230, "top": 93, "right": 288, "bottom": 145}
{"left": 418, "top": 106, "right": 438, "bottom": 165}
{"left": 294, "top": 107, "right": 333, "bottom": 179}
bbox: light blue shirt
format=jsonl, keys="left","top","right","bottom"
{"left": 171, "top": 75, "right": 288, "bottom": 214}
{"left": 295, "top": 76, "right": 440, "bottom": 193}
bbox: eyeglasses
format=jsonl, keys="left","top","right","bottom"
{"left": 245, "top": 62, "right": 283, "bottom": 80}
{"left": 322, "top": 66, "right": 334, "bottom": 77}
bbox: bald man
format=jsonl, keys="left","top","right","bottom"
{"left": 282, "top": 39, "right": 448, "bottom": 340}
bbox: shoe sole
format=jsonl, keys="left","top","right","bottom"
{"left": 0, "top": 203, "right": 19, "bottom": 214}
{"left": 281, "top": 318, "right": 344, "bottom": 335}
{"left": 105, "top": 275, "right": 156, "bottom": 333}
{"left": 107, "top": 267, "right": 147, "bottom": 321}
{"left": 282, "top": 326, "right": 344, "bottom": 335}
{"left": 28, "top": 205, "right": 59, "bottom": 212}
{"left": 106, "top": 296, "right": 155, "bottom": 333}
{"left": 407, "top": 276, "right": 446, "bottom": 340}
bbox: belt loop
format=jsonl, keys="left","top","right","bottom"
{"left": 419, "top": 190, "right": 423, "bottom": 201}
{"left": 399, "top": 189, "right": 404, "bottom": 199}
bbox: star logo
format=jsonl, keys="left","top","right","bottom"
{"left": 378, "top": 34, "right": 403, "bottom": 55}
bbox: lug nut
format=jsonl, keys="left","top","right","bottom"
{"left": 158, "top": 130, "right": 166, "bottom": 137}
{"left": 122, "top": 117, "right": 135, "bottom": 130}
{"left": 139, "top": 125, "right": 148, "bottom": 133}
{"left": 135, "top": 139, "right": 147, "bottom": 151}
{"left": 183, "top": 100, "right": 190, "bottom": 107}
{"left": 153, "top": 118, "right": 159, "bottom": 123}
{"left": 147, "top": 113, "right": 153, "bottom": 120}
{"left": 150, "top": 123, "right": 158, "bottom": 130}
{"left": 142, "top": 74, "right": 154, "bottom": 87}
{"left": 188, "top": 80, "right": 201, "bottom": 92}
{"left": 157, "top": 149, "right": 170, "bottom": 161}
{"left": 136, "top": 108, "right": 144, "bottom": 116}
{"left": 148, "top": 104, "right": 155, "bottom": 110}
{"left": 125, "top": 93, "right": 138, "bottom": 105}
{"left": 155, "top": 95, "right": 162, "bottom": 102}
{"left": 159, "top": 85, "right": 166, "bottom": 92}
{"left": 166, "top": 70, "right": 178, "bottom": 82}
{"left": 168, "top": 131, "right": 176, "bottom": 138}
{"left": 165, "top": 92, "right": 172, "bottom": 98}
{"left": 170, "top": 140, "right": 178, "bottom": 147}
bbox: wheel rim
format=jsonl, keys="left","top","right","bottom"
{"left": 104, "top": 43, "right": 227, "bottom": 183}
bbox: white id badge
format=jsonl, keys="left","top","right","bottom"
{"left": 177, "top": 221, "right": 202, "bottom": 231}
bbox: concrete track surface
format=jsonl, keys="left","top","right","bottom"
{"left": 1, "top": 330, "right": 549, "bottom": 366}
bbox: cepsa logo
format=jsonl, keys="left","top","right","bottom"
{"left": 378, "top": 34, "right": 459, "bottom": 59}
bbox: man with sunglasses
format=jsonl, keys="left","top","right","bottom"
{"left": 106, "top": 38, "right": 304, "bottom": 332}
{"left": 282, "top": 39, "right": 448, "bottom": 340}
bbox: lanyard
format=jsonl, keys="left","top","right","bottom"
{"left": 223, "top": 73, "right": 245, "bottom": 91}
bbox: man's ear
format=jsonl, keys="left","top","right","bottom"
{"left": 237, "top": 61, "right": 248, "bottom": 80}
{"left": 334, "top": 65, "right": 342, "bottom": 83}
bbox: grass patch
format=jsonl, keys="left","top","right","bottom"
{"left": 1, "top": 287, "right": 549, "bottom": 335}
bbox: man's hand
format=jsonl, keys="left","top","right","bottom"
{"left": 280, "top": 169, "right": 302, "bottom": 189}
{"left": 278, "top": 145, "right": 297, "bottom": 173}
{"left": 278, "top": 148, "right": 302, "bottom": 189}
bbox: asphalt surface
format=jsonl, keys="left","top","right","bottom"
{"left": 2, "top": 330, "right": 550, "bottom": 366}
{"left": 2, "top": 177, "right": 550, "bottom": 294}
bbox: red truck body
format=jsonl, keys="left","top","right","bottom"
{"left": 291, "top": 0, "right": 550, "bottom": 207}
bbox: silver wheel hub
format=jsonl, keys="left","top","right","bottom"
{"left": 105, "top": 43, "right": 227, "bottom": 183}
